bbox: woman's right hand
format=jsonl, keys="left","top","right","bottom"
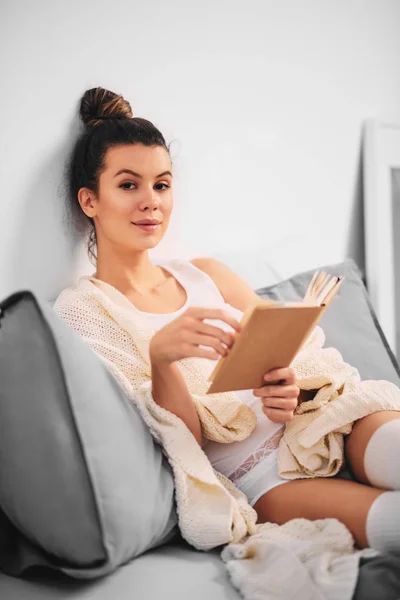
{"left": 149, "top": 306, "right": 242, "bottom": 367}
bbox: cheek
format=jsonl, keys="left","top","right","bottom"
{"left": 101, "top": 193, "right": 131, "bottom": 220}
{"left": 162, "top": 208, "right": 172, "bottom": 229}
{"left": 163, "top": 196, "right": 173, "bottom": 216}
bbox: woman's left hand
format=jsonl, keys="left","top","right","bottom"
{"left": 252, "top": 367, "right": 300, "bottom": 423}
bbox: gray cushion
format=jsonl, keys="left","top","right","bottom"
{"left": 0, "top": 290, "right": 177, "bottom": 579}
{"left": 0, "top": 538, "right": 242, "bottom": 600}
{"left": 0, "top": 536, "right": 399, "bottom": 600}
{"left": 255, "top": 258, "right": 400, "bottom": 386}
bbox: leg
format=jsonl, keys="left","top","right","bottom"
{"left": 253, "top": 411, "right": 400, "bottom": 552}
{"left": 253, "top": 478, "right": 384, "bottom": 548}
{"left": 344, "top": 410, "right": 400, "bottom": 486}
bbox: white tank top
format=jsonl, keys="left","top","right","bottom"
{"left": 139, "top": 258, "right": 284, "bottom": 480}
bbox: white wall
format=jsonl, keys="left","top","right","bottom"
{"left": 393, "top": 170, "right": 400, "bottom": 355}
{"left": 1, "top": 0, "right": 400, "bottom": 301}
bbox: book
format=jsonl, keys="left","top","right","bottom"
{"left": 206, "top": 271, "right": 344, "bottom": 394}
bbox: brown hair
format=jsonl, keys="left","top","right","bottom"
{"left": 64, "top": 86, "right": 173, "bottom": 265}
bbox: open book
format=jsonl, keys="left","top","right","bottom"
{"left": 206, "top": 271, "right": 344, "bottom": 394}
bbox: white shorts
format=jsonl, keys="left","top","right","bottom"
{"left": 232, "top": 448, "right": 289, "bottom": 507}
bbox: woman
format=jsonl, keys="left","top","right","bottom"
{"left": 55, "top": 86, "right": 400, "bottom": 554}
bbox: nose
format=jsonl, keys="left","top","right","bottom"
{"left": 139, "top": 188, "right": 160, "bottom": 212}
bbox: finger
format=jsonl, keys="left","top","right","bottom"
{"left": 262, "top": 406, "right": 295, "bottom": 423}
{"left": 195, "top": 322, "right": 235, "bottom": 348}
{"left": 190, "top": 346, "right": 220, "bottom": 360}
{"left": 261, "top": 396, "right": 299, "bottom": 411}
{"left": 190, "top": 332, "right": 228, "bottom": 357}
{"left": 176, "top": 340, "right": 220, "bottom": 360}
{"left": 264, "top": 367, "right": 296, "bottom": 384}
{"left": 187, "top": 306, "right": 242, "bottom": 333}
{"left": 253, "top": 384, "right": 299, "bottom": 398}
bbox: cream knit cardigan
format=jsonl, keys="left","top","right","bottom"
{"left": 53, "top": 273, "right": 400, "bottom": 600}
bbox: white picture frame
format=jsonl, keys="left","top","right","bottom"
{"left": 363, "top": 119, "right": 400, "bottom": 359}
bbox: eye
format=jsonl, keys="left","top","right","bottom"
{"left": 119, "top": 181, "right": 171, "bottom": 191}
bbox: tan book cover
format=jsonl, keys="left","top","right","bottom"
{"left": 206, "top": 271, "right": 344, "bottom": 394}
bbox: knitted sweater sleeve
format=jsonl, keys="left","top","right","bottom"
{"left": 278, "top": 324, "right": 400, "bottom": 478}
{"left": 53, "top": 287, "right": 257, "bottom": 445}
{"left": 54, "top": 288, "right": 150, "bottom": 384}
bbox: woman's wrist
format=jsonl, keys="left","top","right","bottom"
{"left": 151, "top": 357, "right": 178, "bottom": 375}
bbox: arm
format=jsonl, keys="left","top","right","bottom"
{"left": 53, "top": 290, "right": 256, "bottom": 443}
{"left": 151, "top": 361, "right": 203, "bottom": 447}
{"left": 190, "top": 257, "right": 261, "bottom": 312}
{"left": 190, "top": 257, "right": 316, "bottom": 403}
{"left": 54, "top": 293, "right": 204, "bottom": 447}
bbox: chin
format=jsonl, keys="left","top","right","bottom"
{"left": 131, "top": 236, "right": 164, "bottom": 251}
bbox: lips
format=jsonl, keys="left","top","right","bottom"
{"left": 133, "top": 219, "right": 160, "bottom": 225}
{"left": 133, "top": 222, "right": 160, "bottom": 232}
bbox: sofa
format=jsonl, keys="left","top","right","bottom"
{"left": 1, "top": 253, "right": 400, "bottom": 600}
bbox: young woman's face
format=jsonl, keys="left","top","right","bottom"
{"left": 81, "top": 143, "right": 173, "bottom": 253}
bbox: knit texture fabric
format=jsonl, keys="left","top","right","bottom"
{"left": 280, "top": 326, "right": 400, "bottom": 479}
{"left": 53, "top": 272, "right": 400, "bottom": 600}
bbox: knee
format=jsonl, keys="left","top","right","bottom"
{"left": 363, "top": 418, "right": 400, "bottom": 490}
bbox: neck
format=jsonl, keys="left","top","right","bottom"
{"left": 94, "top": 247, "right": 164, "bottom": 296}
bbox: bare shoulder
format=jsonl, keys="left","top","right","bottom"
{"left": 189, "top": 257, "right": 260, "bottom": 313}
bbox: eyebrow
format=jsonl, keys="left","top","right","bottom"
{"left": 114, "top": 168, "right": 173, "bottom": 179}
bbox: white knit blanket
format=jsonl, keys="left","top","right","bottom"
{"left": 53, "top": 277, "right": 400, "bottom": 600}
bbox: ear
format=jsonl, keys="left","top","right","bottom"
{"left": 77, "top": 187, "right": 97, "bottom": 219}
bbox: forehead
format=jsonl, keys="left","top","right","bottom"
{"left": 104, "top": 144, "right": 171, "bottom": 174}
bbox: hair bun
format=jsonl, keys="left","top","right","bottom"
{"left": 79, "top": 86, "right": 133, "bottom": 128}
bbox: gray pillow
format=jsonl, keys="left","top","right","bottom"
{"left": 0, "top": 290, "right": 177, "bottom": 579}
{"left": 255, "top": 258, "right": 400, "bottom": 386}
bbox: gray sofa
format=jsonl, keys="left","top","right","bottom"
{"left": 2, "top": 531, "right": 400, "bottom": 600}
{"left": 1, "top": 258, "right": 400, "bottom": 600}
{"left": 0, "top": 538, "right": 241, "bottom": 600}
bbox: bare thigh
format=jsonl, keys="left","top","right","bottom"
{"left": 253, "top": 410, "right": 400, "bottom": 548}
{"left": 345, "top": 410, "right": 400, "bottom": 484}
{"left": 252, "top": 478, "right": 384, "bottom": 548}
